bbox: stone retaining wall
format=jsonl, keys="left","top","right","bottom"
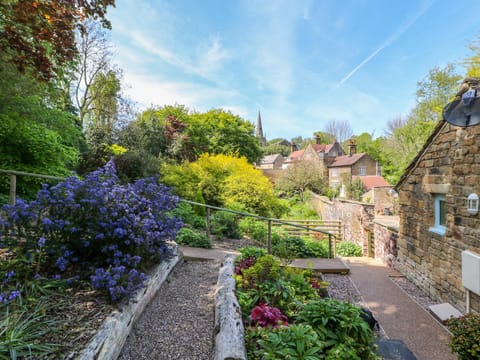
{"left": 309, "top": 193, "right": 398, "bottom": 264}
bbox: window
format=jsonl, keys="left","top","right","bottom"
{"left": 332, "top": 168, "right": 338, "bottom": 176}
{"left": 359, "top": 166, "right": 366, "bottom": 176}
{"left": 430, "top": 194, "right": 446, "bottom": 235}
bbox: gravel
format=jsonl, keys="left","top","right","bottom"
{"left": 117, "top": 247, "right": 439, "bottom": 358}
{"left": 118, "top": 259, "right": 219, "bottom": 360}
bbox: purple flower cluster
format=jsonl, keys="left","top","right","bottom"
{"left": 0, "top": 270, "right": 20, "bottom": 304}
{"left": 0, "top": 160, "right": 183, "bottom": 302}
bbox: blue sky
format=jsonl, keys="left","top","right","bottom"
{"left": 108, "top": 0, "right": 480, "bottom": 140}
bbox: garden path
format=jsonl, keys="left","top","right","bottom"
{"left": 118, "top": 259, "right": 219, "bottom": 360}
{"left": 345, "top": 257, "right": 456, "bottom": 360}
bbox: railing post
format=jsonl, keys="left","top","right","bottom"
{"left": 206, "top": 208, "right": 211, "bottom": 238}
{"left": 328, "top": 233, "right": 332, "bottom": 259}
{"left": 9, "top": 174, "right": 16, "bottom": 206}
{"left": 267, "top": 220, "right": 272, "bottom": 254}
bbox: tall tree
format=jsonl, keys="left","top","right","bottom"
{"left": 72, "top": 19, "right": 116, "bottom": 128}
{"left": 0, "top": 0, "right": 115, "bottom": 81}
{"left": 275, "top": 160, "right": 326, "bottom": 201}
{"left": 324, "top": 120, "right": 353, "bottom": 143}
{"left": 411, "top": 64, "right": 462, "bottom": 123}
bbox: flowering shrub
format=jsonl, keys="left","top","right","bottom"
{"left": 0, "top": 271, "right": 20, "bottom": 304}
{"left": 250, "top": 303, "right": 288, "bottom": 328}
{"left": 448, "top": 313, "right": 480, "bottom": 359}
{"left": 0, "top": 161, "right": 183, "bottom": 302}
{"left": 234, "top": 257, "right": 255, "bottom": 275}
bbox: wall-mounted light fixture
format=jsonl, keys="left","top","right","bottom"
{"left": 467, "top": 193, "right": 479, "bottom": 215}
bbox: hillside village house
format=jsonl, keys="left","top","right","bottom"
{"left": 258, "top": 153, "right": 283, "bottom": 170}
{"left": 283, "top": 137, "right": 345, "bottom": 177}
{"left": 395, "top": 78, "right": 480, "bottom": 313}
{"left": 328, "top": 142, "right": 382, "bottom": 190}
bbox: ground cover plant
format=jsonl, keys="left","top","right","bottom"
{"left": 0, "top": 161, "right": 183, "bottom": 357}
{"left": 235, "top": 248, "right": 379, "bottom": 359}
{"left": 448, "top": 313, "right": 480, "bottom": 359}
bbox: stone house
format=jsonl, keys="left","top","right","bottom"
{"left": 283, "top": 137, "right": 345, "bottom": 177}
{"left": 258, "top": 153, "right": 284, "bottom": 170}
{"left": 328, "top": 143, "right": 381, "bottom": 190}
{"left": 395, "top": 84, "right": 480, "bottom": 313}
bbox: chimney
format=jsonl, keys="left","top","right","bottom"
{"left": 349, "top": 140, "right": 357, "bottom": 156}
{"left": 315, "top": 134, "right": 321, "bottom": 144}
{"left": 291, "top": 141, "right": 297, "bottom": 153}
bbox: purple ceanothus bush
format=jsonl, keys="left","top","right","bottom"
{"left": 0, "top": 161, "right": 183, "bottom": 302}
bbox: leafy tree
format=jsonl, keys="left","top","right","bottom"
{"left": 275, "top": 160, "right": 326, "bottom": 201}
{"left": 0, "top": 56, "right": 82, "bottom": 199}
{"left": 378, "top": 65, "right": 461, "bottom": 184}
{"left": 313, "top": 131, "right": 335, "bottom": 144}
{"left": 161, "top": 154, "right": 283, "bottom": 216}
{"left": 411, "top": 64, "right": 462, "bottom": 123}
{"left": 188, "top": 109, "right": 262, "bottom": 163}
{"left": 0, "top": 0, "right": 115, "bottom": 81}
{"left": 72, "top": 20, "right": 125, "bottom": 129}
{"left": 261, "top": 143, "right": 290, "bottom": 157}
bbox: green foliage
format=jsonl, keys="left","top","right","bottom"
{"left": 171, "top": 202, "right": 205, "bottom": 229}
{"left": 275, "top": 160, "right": 326, "bottom": 201}
{"left": 239, "top": 247, "right": 267, "bottom": 261}
{"left": 323, "top": 187, "right": 339, "bottom": 200}
{"left": 188, "top": 109, "right": 262, "bottom": 163}
{"left": 261, "top": 143, "right": 291, "bottom": 157}
{"left": 0, "top": 304, "right": 61, "bottom": 359}
{"left": 0, "top": 54, "right": 82, "bottom": 199}
{"left": 272, "top": 236, "right": 329, "bottom": 260}
{"left": 448, "top": 313, "right": 480, "bottom": 359}
{"left": 285, "top": 198, "right": 320, "bottom": 219}
{"left": 295, "top": 299, "right": 378, "bottom": 359}
{"left": 174, "top": 228, "right": 212, "bottom": 249}
{"left": 254, "top": 324, "right": 324, "bottom": 360}
{"left": 336, "top": 241, "right": 363, "bottom": 257}
{"left": 239, "top": 218, "right": 268, "bottom": 242}
{"left": 162, "top": 154, "right": 284, "bottom": 216}
{"left": 345, "top": 177, "right": 366, "bottom": 202}
{"left": 210, "top": 211, "right": 240, "bottom": 239}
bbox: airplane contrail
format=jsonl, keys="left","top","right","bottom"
{"left": 335, "top": 0, "right": 435, "bottom": 88}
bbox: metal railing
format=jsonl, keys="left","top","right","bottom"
{"left": 181, "top": 199, "right": 339, "bottom": 258}
{"left": 0, "top": 169, "right": 340, "bottom": 258}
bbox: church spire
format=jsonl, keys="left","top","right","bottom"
{"left": 256, "top": 111, "right": 266, "bottom": 146}
{"left": 256, "top": 111, "right": 263, "bottom": 138}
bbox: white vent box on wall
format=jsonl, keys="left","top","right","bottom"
{"left": 462, "top": 250, "right": 480, "bottom": 295}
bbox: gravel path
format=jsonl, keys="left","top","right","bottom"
{"left": 119, "top": 259, "right": 219, "bottom": 360}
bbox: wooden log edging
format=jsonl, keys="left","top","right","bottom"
{"left": 76, "top": 244, "right": 183, "bottom": 360}
{"left": 214, "top": 255, "right": 247, "bottom": 360}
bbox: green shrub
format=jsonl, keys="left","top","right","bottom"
{"left": 295, "top": 299, "right": 377, "bottom": 359}
{"left": 172, "top": 202, "right": 205, "bottom": 229}
{"left": 254, "top": 324, "right": 324, "bottom": 360}
{"left": 210, "top": 211, "right": 239, "bottom": 239}
{"left": 239, "top": 246, "right": 267, "bottom": 261}
{"left": 304, "top": 238, "right": 329, "bottom": 258}
{"left": 448, "top": 313, "right": 480, "bottom": 359}
{"left": 336, "top": 241, "right": 363, "bottom": 257}
{"left": 272, "top": 236, "right": 308, "bottom": 260}
{"left": 239, "top": 218, "right": 267, "bottom": 242}
{"left": 174, "top": 228, "right": 212, "bottom": 248}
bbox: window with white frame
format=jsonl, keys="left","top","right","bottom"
{"left": 332, "top": 168, "right": 338, "bottom": 176}
{"left": 359, "top": 166, "right": 366, "bottom": 176}
{"left": 429, "top": 194, "right": 446, "bottom": 235}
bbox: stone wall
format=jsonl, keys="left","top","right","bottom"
{"left": 309, "top": 192, "right": 398, "bottom": 263}
{"left": 396, "top": 121, "right": 480, "bottom": 313}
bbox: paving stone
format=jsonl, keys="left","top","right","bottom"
{"left": 428, "top": 303, "right": 463, "bottom": 324}
{"left": 375, "top": 339, "right": 417, "bottom": 360}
